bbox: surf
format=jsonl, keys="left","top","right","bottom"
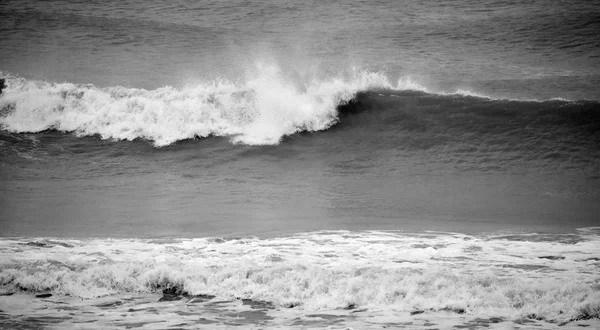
{"left": 0, "top": 64, "right": 394, "bottom": 146}
{"left": 1, "top": 230, "right": 599, "bottom": 327}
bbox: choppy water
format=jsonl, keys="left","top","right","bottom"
{"left": 1, "top": 0, "right": 599, "bottom": 329}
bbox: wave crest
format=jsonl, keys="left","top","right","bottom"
{"left": 0, "top": 65, "right": 392, "bottom": 146}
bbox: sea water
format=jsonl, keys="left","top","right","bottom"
{"left": 1, "top": 0, "right": 599, "bottom": 329}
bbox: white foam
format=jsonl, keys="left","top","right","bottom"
{"left": 1, "top": 231, "right": 599, "bottom": 324}
{"left": 0, "top": 64, "right": 392, "bottom": 146}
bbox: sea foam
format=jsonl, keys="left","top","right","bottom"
{"left": 0, "top": 65, "right": 392, "bottom": 146}
{"left": 1, "top": 230, "right": 599, "bottom": 324}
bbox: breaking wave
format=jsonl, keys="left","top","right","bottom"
{"left": 2, "top": 64, "right": 599, "bottom": 152}
{"left": 0, "top": 64, "right": 396, "bottom": 146}
{"left": 2, "top": 63, "right": 572, "bottom": 147}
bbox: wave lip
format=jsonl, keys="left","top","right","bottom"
{"left": 0, "top": 65, "right": 392, "bottom": 146}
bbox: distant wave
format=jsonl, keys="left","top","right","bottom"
{"left": 1, "top": 65, "right": 599, "bottom": 148}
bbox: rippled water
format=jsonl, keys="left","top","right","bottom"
{"left": 1, "top": 0, "right": 599, "bottom": 98}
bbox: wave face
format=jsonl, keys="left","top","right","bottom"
{"left": 0, "top": 65, "right": 391, "bottom": 146}
{"left": 333, "top": 90, "right": 600, "bottom": 174}
{"left": 1, "top": 230, "right": 599, "bottom": 328}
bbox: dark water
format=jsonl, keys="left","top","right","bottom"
{"left": 1, "top": 0, "right": 600, "bottom": 328}
{"left": 1, "top": 90, "right": 599, "bottom": 237}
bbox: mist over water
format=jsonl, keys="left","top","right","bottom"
{"left": 1, "top": 0, "right": 600, "bottom": 328}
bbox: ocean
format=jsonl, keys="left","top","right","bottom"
{"left": 1, "top": 0, "right": 599, "bottom": 329}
